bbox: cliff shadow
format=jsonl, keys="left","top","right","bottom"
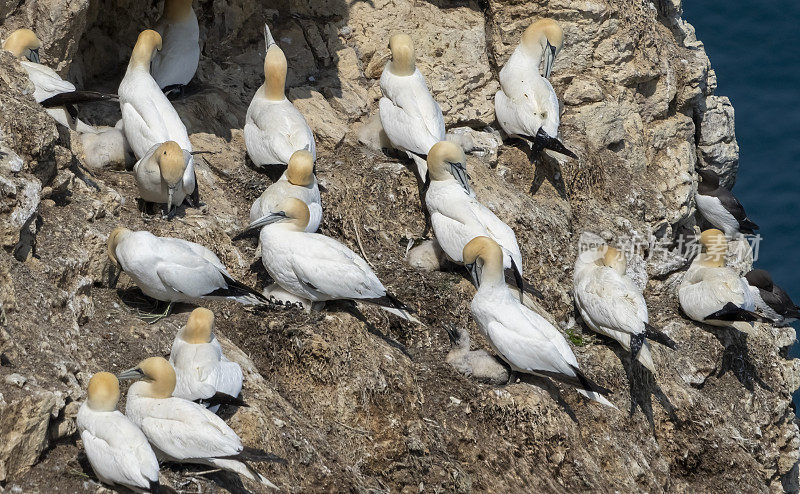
{"left": 701, "top": 325, "right": 772, "bottom": 393}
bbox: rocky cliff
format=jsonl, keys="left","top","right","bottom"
{"left": 1, "top": 0, "right": 799, "bottom": 492}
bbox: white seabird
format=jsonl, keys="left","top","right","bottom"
{"left": 443, "top": 324, "right": 509, "bottom": 384}
{"left": 170, "top": 307, "right": 245, "bottom": 411}
{"left": 573, "top": 245, "right": 675, "bottom": 373}
{"left": 379, "top": 33, "right": 445, "bottom": 179}
{"left": 77, "top": 372, "right": 161, "bottom": 493}
{"left": 248, "top": 149, "right": 321, "bottom": 233}
{"left": 151, "top": 0, "right": 200, "bottom": 90}
{"left": 494, "top": 19, "right": 577, "bottom": 160}
{"left": 245, "top": 24, "right": 316, "bottom": 167}
{"left": 133, "top": 140, "right": 198, "bottom": 216}
{"left": 695, "top": 168, "right": 759, "bottom": 237}
{"left": 463, "top": 236, "right": 615, "bottom": 407}
{"left": 118, "top": 357, "right": 282, "bottom": 488}
{"left": 745, "top": 269, "right": 800, "bottom": 327}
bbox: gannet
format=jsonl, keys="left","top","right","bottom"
{"left": 107, "top": 227, "right": 271, "bottom": 320}
{"left": 150, "top": 0, "right": 200, "bottom": 91}
{"left": 695, "top": 168, "right": 759, "bottom": 237}
{"left": 240, "top": 198, "right": 418, "bottom": 321}
{"left": 119, "top": 30, "right": 193, "bottom": 159}
{"left": 463, "top": 237, "right": 615, "bottom": 407}
{"left": 245, "top": 25, "right": 316, "bottom": 167}
{"left": 443, "top": 324, "right": 509, "bottom": 384}
{"left": 745, "top": 269, "right": 800, "bottom": 326}
{"left": 494, "top": 19, "right": 577, "bottom": 160}
{"left": 248, "top": 149, "right": 321, "bottom": 233}
{"left": 76, "top": 372, "right": 161, "bottom": 492}
{"left": 678, "top": 229, "right": 767, "bottom": 330}
{"left": 573, "top": 246, "right": 676, "bottom": 373}
{"left": 133, "top": 141, "right": 198, "bottom": 216}
{"left": 118, "top": 357, "right": 281, "bottom": 488}
{"left": 170, "top": 308, "right": 245, "bottom": 411}
{"left": 379, "top": 33, "right": 445, "bottom": 179}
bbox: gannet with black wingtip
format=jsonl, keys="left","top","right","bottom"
{"left": 695, "top": 168, "right": 759, "bottom": 237}
{"left": 240, "top": 198, "right": 419, "bottom": 322}
{"left": 443, "top": 324, "right": 509, "bottom": 384}
{"left": 745, "top": 269, "right": 800, "bottom": 327}
{"left": 463, "top": 237, "right": 615, "bottom": 407}
{"left": 118, "top": 357, "right": 281, "bottom": 488}
{"left": 150, "top": 0, "right": 200, "bottom": 91}
{"left": 245, "top": 25, "right": 316, "bottom": 167}
{"left": 573, "top": 246, "right": 676, "bottom": 373}
{"left": 170, "top": 308, "right": 245, "bottom": 411}
{"left": 248, "top": 149, "right": 321, "bottom": 233}
{"left": 107, "top": 227, "right": 271, "bottom": 320}
{"left": 77, "top": 372, "right": 161, "bottom": 493}
{"left": 494, "top": 19, "right": 577, "bottom": 161}
{"left": 379, "top": 33, "right": 445, "bottom": 179}
{"left": 134, "top": 141, "right": 197, "bottom": 216}
{"left": 678, "top": 229, "right": 768, "bottom": 331}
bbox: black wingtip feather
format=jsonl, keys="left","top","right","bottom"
{"left": 644, "top": 323, "right": 677, "bottom": 349}
{"left": 198, "top": 391, "right": 249, "bottom": 408}
{"left": 149, "top": 479, "right": 160, "bottom": 494}
{"left": 568, "top": 364, "right": 612, "bottom": 396}
{"left": 704, "top": 302, "right": 770, "bottom": 323}
{"left": 532, "top": 128, "right": 578, "bottom": 159}
{"left": 40, "top": 90, "right": 118, "bottom": 108}
{"left": 211, "top": 273, "right": 270, "bottom": 304}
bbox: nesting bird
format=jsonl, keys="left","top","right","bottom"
{"left": 379, "top": 33, "right": 446, "bottom": 179}
{"left": 463, "top": 237, "right": 615, "bottom": 407}
{"left": 133, "top": 141, "right": 197, "bottom": 216}
{"left": 745, "top": 269, "right": 800, "bottom": 326}
{"left": 573, "top": 246, "right": 675, "bottom": 373}
{"left": 494, "top": 19, "right": 576, "bottom": 160}
{"left": 695, "top": 168, "right": 759, "bottom": 237}
{"left": 151, "top": 0, "right": 200, "bottom": 91}
{"left": 245, "top": 25, "right": 316, "bottom": 167}
{"left": 443, "top": 324, "right": 509, "bottom": 384}
{"left": 76, "top": 372, "right": 161, "bottom": 492}
{"left": 170, "top": 308, "right": 245, "bottom": 410}
{"left": 118, "top": 357, "right": 281, "bottom": 488}
{"left": 248, "top": 149, "right": 322, "bottom": 233}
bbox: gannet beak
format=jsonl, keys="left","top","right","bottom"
{"left": 167, "top": 187, "right": 175, "bottom": 217}
{"left": 265, "top": 24, "right": 276, "bottom": 48}
{"left": 449, "top": 161, "right": 471, "bottom": 194}
{"left": 443, "top": 323, "right": 459, "bottom": 345}
{"left": 27, "top": 48, "right": 40, "bottom": 63}
{"left": 108, "top": 263, "right": 120, "bottom": 289}
{"left": 421, "top": 171, "right": 431, "bottom": 196}
{"left": 233, "top": 211, "right": 288, "bottom": 240}
{"left": 117, "top": 367, "right": 144, "bottom": 381}
{"left": 466, "top": 262, "right": 480, "bottom": 287}
{"left": 543, "top": 42, "right": 556, "bottom": 79}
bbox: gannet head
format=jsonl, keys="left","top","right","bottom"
{"left": 443, "top": 323, "right": 469, "bottom": 350}
{"left": 698, "top": 228, "right": 727, "bottom": 268}
{"left": 388, "top": 33, "right": 416, "bottom": 77}
{"left": 597, "top": 246, "right": 626, "bottom": 275}
{"left": 117, "top": 356, "right": 176, "bottom": 399}
{"left": 264, "top": 41, "right": 287, "bottom": 101}
{"left": 155, "top": 141, "right": 186, "bottom": 213}
{"left": 745, "top": 269, "right": 773, "bottom": 291}
{"left": 258, "top": 197, "right": 310, "bottom": 232}
{"left": 129, "top": 30, "right": 162, "bottom": 70}
{"left": 521, "top": 18, "right": 564, "bottom": 79}
{"left": 3, "top": 29, "right": 41, "bottom": 62}
{"left": 462, "top": 236, "right": 505, "bottom": 288}
{"left": 181, "top": 307, "right": 215, "bottom": 344}
{"left": 107, "top": 227, "right": 131, "bottom": 268}
{"left": 163, "top": 0, "right": 194, "bottom": 22}
{"left": 427, "top": 141, "right": 470, "bottom": 193}
{"left": 286, "top": 150, "right": 315, "bottom": 186}
{"left": 696, "top": 168, "right": 720, "bottom": 189}
{"left": 86, "top": 372, "right": 121, "bottom": 412}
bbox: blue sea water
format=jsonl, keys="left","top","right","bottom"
{"left": 683, "top": 2, "right": 800, "bottom": 405}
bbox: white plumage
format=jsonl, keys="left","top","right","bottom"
{"left": 245, "top": 97, "right": 316, "bottom": 166}
{"left": 151, "top": 4, "right": 200, "bottom": 89}
{"left": 133, "top": 142, "right": 196, "bottom": 209}
{"left": 495, "top": 57, "right": 560, "bottom": 141}
{"left": 249, "top": 174, "right": 321, "bottom": 233}
{"left": 678, "top": 258, "right": 755, "bottom": 326}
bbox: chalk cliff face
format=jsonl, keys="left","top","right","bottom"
{"left": 1, "top": 0, "right": 798, "bottom": 492}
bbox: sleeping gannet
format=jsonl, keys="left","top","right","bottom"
{"left": 695, "top": 168, "right": 759, "bottom": 237}
{"left": 379, "top": 33, "right": 445, "bottom": 179}
{"left": 170, "top": 308, "right": 245, "bottom": 411}
{"left": 248, "top": 149, "right": 321, "bottom": 233}
{"left": 745, "top": 269, "right": 800, "bottom": 326}
{"left": 119, "top": 357, "right": 281, "bottom": 488}
{"left": 245, "top": 25, "right": 316, "bottom": 167}
{"left": 107, "top": 227, "right": 271, "bottom": 320}
{"left": 494, "top": 19, "right": 577, "bottom": 161}
{"left": 573, "top": 246, "right": 675, "bottom": 373}
{"left": 443, "top": 324, "right": 509, "bottom": 384}
{"left": 151, "top": 0, "right": 200, "bottom": 91}
{"left": 77, "top": 372, "right": 161, "bottom": 492}
{"left": 678, "top": 229, "right": 768, "bottom": 330}
{"left": 463, "top": 237, "right": 615, "bottom": 407}
{"left": 133, "top": 141, "right": 198, "bottom": 216}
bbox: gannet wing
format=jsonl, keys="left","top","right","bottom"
{"left": 80, "top": 427, "right": 158, "bottom": 489}
{"left": 213, "top": 360, "right": 244, "bottom": 398}
{"left": 155, "top": 259, "right": 227, "bottom": 299}
{"left": 121, "top": 101, "right": 167, "bottom": 158}
{"left": 470, "top": 200, "right": 522, "bottom": 269}
{"left": 22, "top": 62, "right": 76, "bottom": 101}
{"left": 379, "top": 96, "right": 440, "bottom": 155}
{"left": 578, "top": 269, "right": 648, "bottom": 335}
{"left": 485, "top": 318, "right": 574, "bottom": 377}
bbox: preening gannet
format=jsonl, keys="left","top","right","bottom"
{"left": 463, "top": 237, "right": 615, "bottom": 407}
{"left": 745, "top": 269, "right": 800, "bottom": 326}
{"left": 678, "top": 229, "right": 767, "bottom": 330}
{"left": 695, "top": 168, "right": 759, "bottom": 237}
{"left": 76, "top": 372, "right": 161, "bottom": 492}
{"left": 443, "top": 324, "right": 509, "bottom": 384}
{"left": 134, "top": 141, "right": 198, "bottom": 216}
{"left": 170, "top": 308, "right": 245, "bottom": 410}
{"left": 248, "top": 149, "right": 321, "bottom": 233}
{"left": 494, "top": 19, "right": 577, "bottom": 160}
{"left": 379, "top": 33, "right": 445, "bottom": 179}
{"left": 119, "top": 357, "right": 281, "bottom": 488}
{"left": 151, "top": 0, "right": 200, "bottom": 90}
{"left": 573, "top": 246, "right": 675, "bottom": 373}
{"left": 245, "top": 25, "right": 316, "bottom": 167}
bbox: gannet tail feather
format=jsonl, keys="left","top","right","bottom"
{"left": 644, "top": 322, "right": 677, "bottom": 349}
{"left": 149, "top": 479, "right": 161, "bottom": 493}
{"left": 739, "top": 218, "right": 759, "bottom": 234}
{"left": 210, "top": 273, "right": 271, "bottom": 306}
{"left": 704, "top": 302, "right": 773, "bottom": 323}
{"left": 503, "top": 267, "right": 544, "bottom": 300}
{"left": 206, "top": 457, "right": 279, "bottom": 489}
{"left": 40, "top": 90, "right": 118, "bottom": 108}
{"left": 229, "top": 447, "right": 287, "bottom": 464}
{"left": 197, "top": 391, "right": 249, "bottom": 408}
{"left": 530, "top": 128, "right": 577, "bottom": 159}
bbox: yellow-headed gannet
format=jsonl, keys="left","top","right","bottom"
{"left": 443, "top": 324, "right": 509, "bottom": 384}
{"left": 151, "top": 0, "right": 200, "bottom": 91}
{"left": 245, "top": 24, "right": 316, "bottom": 167}
{"left": 133, "top": 140, "right": 198, "bottom": 217}
{"left": 573, "top": 246, "right": 675, "bottom": 373}
{"left": 745, "top": 269, "right": 800, "bottom": 327}
{"left": 695, "top": 168, "right": 759, "bottom": 237}
{"left": 77, "top": 372, "right": 161, "bottom": 492}
{"left": 379, "top": 33, "right": 445, "bottom": 179}
{"left": 463, "top": 237, "right": 615, "bottom": 407}
{"left": 118, "top": 357, "right": 282, "bottom": 488}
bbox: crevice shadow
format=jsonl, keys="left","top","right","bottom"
{"left": 701, "top": 325, "right": 772, "bottom": 392}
